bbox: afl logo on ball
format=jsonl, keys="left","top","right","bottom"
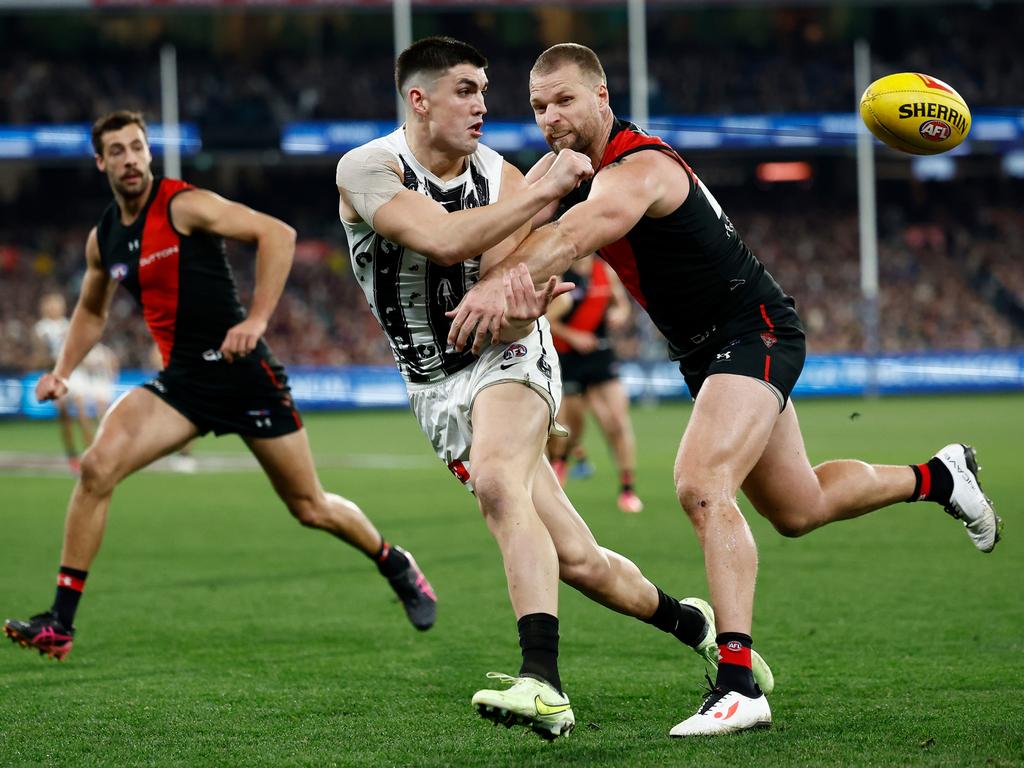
{"left": 109, "top": 263, "right": 129, "bottom": 281}
{"left": 919, "top": 120, "right": 952, "bottom": 142}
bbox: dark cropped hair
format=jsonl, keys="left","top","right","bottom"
{"left": 395, "top": 36, "right": 487, "bottom": 93}
{"left": 91, "top": 110, "right": 148, "bottom": 156}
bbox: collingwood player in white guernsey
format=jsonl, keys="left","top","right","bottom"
{"left": 337, "top": 36, "right": 773, "bottom": 741}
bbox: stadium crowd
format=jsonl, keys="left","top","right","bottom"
{"left": 1, "top": 4, "right": 1021, "bottom": 146}
{"left": 2, "top": 192, "right": 1021, "bottom": 374}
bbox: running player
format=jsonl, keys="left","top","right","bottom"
{"left": 446, "top": 43, "right": 1002, "bottom": 737}
{"left": 3, "top": 111, "right": 436, "bottom": 662}
{"left": 336, "top": 36, "right": 772, "bottom": 740}
{"left": 34, "top": 292, "right": 95, "bottom": 471}
{"left": 546, "top": 254, "right": 643, "bottom": 513}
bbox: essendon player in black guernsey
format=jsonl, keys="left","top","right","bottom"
{"left": 447, "top": 45, "right": 1002, "bottom": 736}
{"left": 4, "top": 111, "right": 436, "bottom": 661}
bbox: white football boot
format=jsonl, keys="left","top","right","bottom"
{"left": 670, "top": 687, "right": 772, "bottom": 737}
{"left": 471, "top": 672, "right": 575, "bottom": 740}
{"left": 933, "top": 444, "right": 1002, "bottom": 553}
{"left": 681, "top": 597, "right": 775, "bottom": 696}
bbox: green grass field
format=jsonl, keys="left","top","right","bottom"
{"left": 1, "top": 394, "right": 1022, "bottom": 767}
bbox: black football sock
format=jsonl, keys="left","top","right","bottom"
{"left": 908, "top": 457, "right": 954, "bottom": 504}
{"left": 642, "top": 587, "right": 706, "bottom": 647}
{"left": 714, "top": 632, "right": 759, "bottom": 698}
{"left": 51, "top": 566, "right": 88, "bottom": 627}
{"left": 518, "top": 612, "right": 562, "bottom": 693}
{"left": 620, "top": 469, "right": 635, "bottom": 494}
{"left": 373, "top": 540, "right": 409, "bottom": 578}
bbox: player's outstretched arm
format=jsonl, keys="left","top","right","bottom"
{"left": 171, "top": 189, "right": 296, "bottom": 362}
{"left": 446, "top": 168, "right": 574, "bottom": 350}
{"left": 337, "top": 147, "right": 592, "bottom": 266}
{"left": 448, "top": 151, "right": 677, "bottom": 353}
{"left": 37, "top": 228, "right": 117, "bottom": 403}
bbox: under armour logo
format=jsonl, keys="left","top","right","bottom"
{"left": 128, "top": 239, "right": 140, "bottom": 252}
{"left": 716, "top": 351, "right": 732, "bottom": 361}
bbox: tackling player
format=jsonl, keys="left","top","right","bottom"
{"left": 447, "top": 43, "right": 1002, "bottom": 736}
{"left": 337, "top": 36, "right": 772, "bottom": 740}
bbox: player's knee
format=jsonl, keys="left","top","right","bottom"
{"left": 675, "top": 475, "right": 734, "bottom": 525}
{"left": 559, "top": 544, "right": 609, "bottom": 590}
{"left": 78, "top": 447, "right": 118, "bottom": 495}
{"left": 286, "top": 493, "right": 324, "bottom": 528}
{"left": 472, "top": 470, "right": 523, "bottom": 521}
{"left": 768, "top": 513, "right": 813, "bottom": 538}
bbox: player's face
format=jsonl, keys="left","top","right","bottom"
{"left": 421, "top": 65, "right": 488, "bottom": 155}
{"left": 40, "top": 294, "right": 65, "bottom": 319}
{"left": 95, "top": 124, "right": 153, "bottom": 200}
{"left": 530, "top": 63, "right": 608, "bottom": 154}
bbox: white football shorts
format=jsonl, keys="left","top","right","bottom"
{"left": 407, "top": 318, "right": 565, "bottom": 491}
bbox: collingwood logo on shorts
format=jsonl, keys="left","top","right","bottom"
{"left": 536, "top": 353, "right": 552, "bottom": 380}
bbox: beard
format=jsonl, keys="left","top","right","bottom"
{"left": 111, "top": 171, "right": 149, "bottom": 200}
{"left": 549, "top": 118, "right": 599, "bottom": 155}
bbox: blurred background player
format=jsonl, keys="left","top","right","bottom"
{"left": 68, "top": 342, "right": 118, "bottom": 426}
{"left": 546, "top": 254, "right": 643, "bottom": 513}
{"left": 34, "top": 292, "right": 94, "bottom": 471}
{"left": 3, "top": 111, "right": 436, "bottom": 662}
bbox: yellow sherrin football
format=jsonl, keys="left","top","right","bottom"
{"left": 859, "top": 72, "right": 971, "bottom": 155}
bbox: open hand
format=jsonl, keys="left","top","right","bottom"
{"left": 504, "top": 263, "right": 574, "bottom": 325}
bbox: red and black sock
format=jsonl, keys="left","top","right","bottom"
{"left": 373, "top": 540, "right": 409, "bottom": 578}
{"left": 518, "top": 612, "right": 562, "bottom": 693}
{"left": 51, "top": 566, "right": 87, "bottom": 627}
{"left": 908, "top": 458, "right": 954, "bottom": 504}
{"left": 714, "top": 632, "right": 759, "bottom": 697}
{"left": 642, "top": 587, "right": 706, "bottom": 647}
{"left": 620, "top": 469, "right": 635, "bottom": 494}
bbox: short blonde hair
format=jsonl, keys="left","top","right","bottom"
{"left": 531, "top": 43, "right": 606, "bottom": 85}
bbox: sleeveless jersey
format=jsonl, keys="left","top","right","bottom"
{"left": 553, "top": 259, "right": 612, "bottom": 355}
{"left": 339, "top": 128, "right": 505, "bottom": 384}
{"left": 95, "top": 178, "right": 251, "bottom": 370}
{"left": 560, "top": 119, "right": 790, "bottom": 356}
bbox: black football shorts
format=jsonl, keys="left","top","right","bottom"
{"left": 674, "top": 298, "right": 806, "bottom": 411}
{"left": 143, "top": 352, "right": 303, "bottom": 438}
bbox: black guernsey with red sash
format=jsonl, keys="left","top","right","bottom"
{"left": 559, "top": 120, "right": 806, "bottom": 405}
{"left": 559, "top": 120, "right": 795, "bottom": 359}
{"left": 553, "top": 259, "right": 613, "bottom": 355}
{"left": 95, "top": 177, "right": 300, "bottom": 436}
{"left": 96, "top": 177, "right": 258, "bottom": 369}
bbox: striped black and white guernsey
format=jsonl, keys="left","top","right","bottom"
{"left": 338, "top": 127, "right": 505, "bottom": 384}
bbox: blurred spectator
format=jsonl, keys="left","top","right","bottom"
{"left": 2, "top": 194, "right": 1020, "bottom": 373}
{"left": 0, "top": 3, "right": 1020, "bottom": 140}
